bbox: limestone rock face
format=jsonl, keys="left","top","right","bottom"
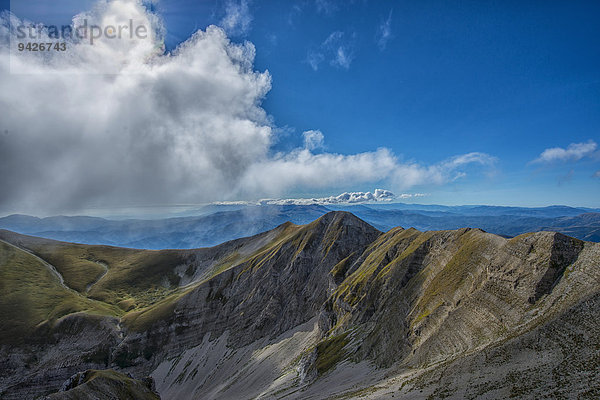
{"left": 0, "top": 211, "right": 599, "bottom": 399}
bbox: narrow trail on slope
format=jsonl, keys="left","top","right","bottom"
{"left": 2, "top": 240, "right": 126, "bottom": 351}
{"left": 1, "top": 240, "right": 120, "bottom": 315}
{"left": 2, "top": 240, "right": 70, "bottom": 290}
{"left": 86, "top": 261, "right": 109, "bottom": 293}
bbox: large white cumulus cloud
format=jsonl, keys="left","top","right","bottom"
{"left": 1, "top": 0, "right": 271, "bottom": 212}
{"left": 0, "top": 0, "right": 495, "bottom": 214}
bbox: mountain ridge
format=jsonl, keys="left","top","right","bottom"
{"left": 0, "top": 211, "right": 598, "bottom": 399}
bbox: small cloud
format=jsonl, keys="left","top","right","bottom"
{"left": 303, "top": 130, "right": 325, "bottom": 151}
{"left": 307, "top": 31, "right": 355, "bottom": 70}
{"left": 315, "top": 0, "right": 338, "bottom": 15}
{"left": 220, "top": 0, "right": 253, "bottom": 36}
{"left": 332, "top": 47, "right": 352, "bottom": 69}
{"left": 324, "top": 32, "right": 354, "bottom": 69}
{"left": 594, "top": 171, "right": 600, "bottom": 178}
{"left": 377, "top": 10, "right": 393, "bottom": 51}
{"left": 397, "top": 193, "right": 427, "bottom": 199}
{"left": 287, "top": 3, "right": 303, "bottom": 26}
{"left": 441, "top": 152, "right": 498, "bottom": 169}
{"left": 532, "top": 140, "right": 597, "bottom": 164}
{"left": 452, "top": 171, "right": 467, "bottom": 181}
{"left": 306, "top": 50, "right": 325, "bottom": 71}
{"left": 323, "top": 31, "right": 344, "bottom": 46}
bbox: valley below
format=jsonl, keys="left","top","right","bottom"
{"left": 0, "top": 211, "right": 599, "bottom": 399}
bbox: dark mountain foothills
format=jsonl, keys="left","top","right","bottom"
{"left": 0, "top": 211, "right": 599, "bottom": 399}
{"left": 1, "top": 204, "right": 599, "bottom": 250}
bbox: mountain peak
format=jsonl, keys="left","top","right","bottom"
{"left": 314, "top": 211, "right": 376, "bottom": 229}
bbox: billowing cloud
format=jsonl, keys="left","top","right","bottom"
{"left": 0, "top": 1, "right": 496, "bottom": 215}
{"left": 258, "top": 189, "right": 397, "bottom": 205}
{"left": 377, "top": 10, "right": 393, "bottom": 51}
{"left": 238, "top": 149, "right": 496, "bottom": 198}
{"left": 533, "top": 140, "right": 597, "bottom": 163}
{"left": 220, "top": 0, "right": 252, "bottom": 36}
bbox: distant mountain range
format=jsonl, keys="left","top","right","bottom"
{"left": 0, "top": 212, "right": 598, "bottom": 399}
{"left": 1, "top": 203, "right": 599, "bottom": 249}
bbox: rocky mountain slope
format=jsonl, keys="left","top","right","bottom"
{"left": 0, "top": 212, "right": 598, "bottom": 399}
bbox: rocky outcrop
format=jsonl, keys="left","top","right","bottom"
{"left": 44, "top": 369, "right": 160, "bottom": 400}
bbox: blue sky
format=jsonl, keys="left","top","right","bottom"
{"left": 2, "top": 0, "right": 600, "bottom": 209}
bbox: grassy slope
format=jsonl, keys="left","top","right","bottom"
{"left": 0, "top": 231, "right": 107, "bottom": 292}
{"left": 0, "top": 230, "right": 189, "bottom": 311}
{"left": 0, "top": 240, "right": 119, "bottom": 344}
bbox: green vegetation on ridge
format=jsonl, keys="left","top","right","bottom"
{"left": 0, "top": 240, "right": 119, "bottom": 343}
{"left": 0, "top": 230, "right": 188, "bottom": 312}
